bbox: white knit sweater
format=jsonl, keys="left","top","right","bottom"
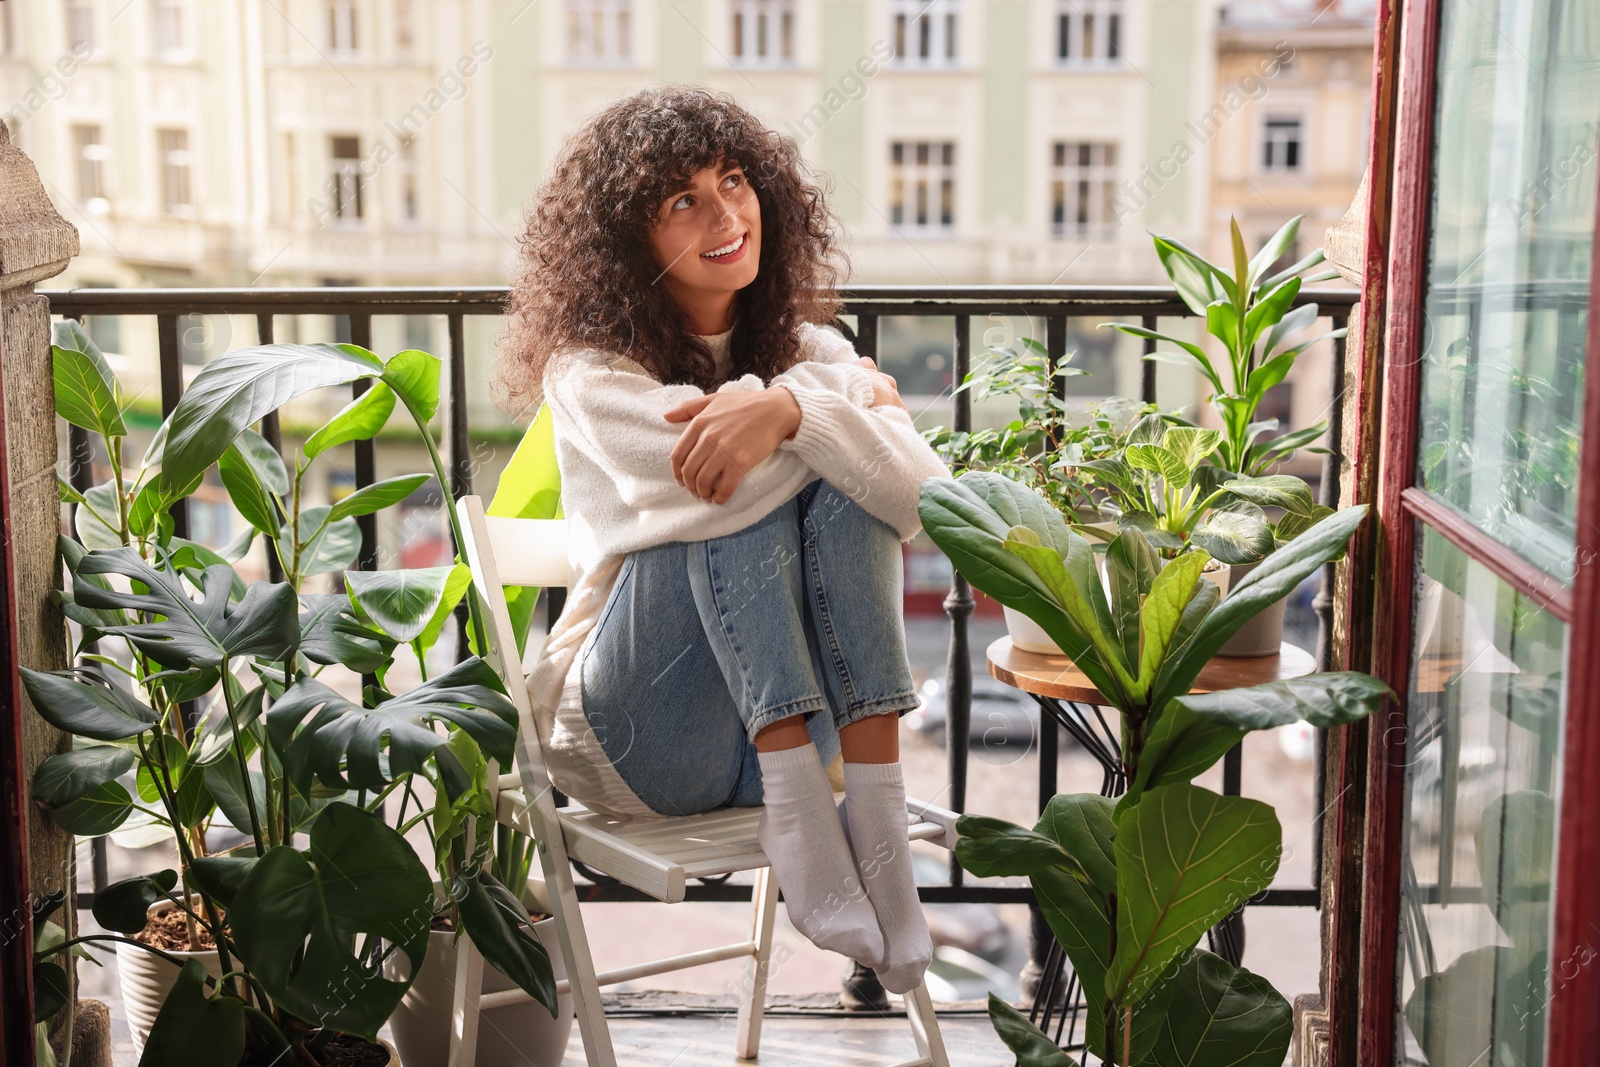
{"left": 524, "top": 322, "right": 951, "bottom": 818}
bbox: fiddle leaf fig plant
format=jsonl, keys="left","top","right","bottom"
{"left": 1103, "top": 215, "right": 1346, "bottom": 477}
{"left": 917, "top": 472, "right": 1392, "bottom": 1065}
{"left": 32, "top": 328, "right": 559, "bottom": 1065}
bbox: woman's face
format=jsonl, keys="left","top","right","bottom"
{"left": 647, "top": 159, "right": 762, "bottom": 322}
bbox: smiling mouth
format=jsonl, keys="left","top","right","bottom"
{"left": 700, "top": 233, "right": 747, "bottom": 259}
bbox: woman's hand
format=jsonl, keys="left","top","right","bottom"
{"left": 856, "top": 357, "right": 907, "bottom": 411}
{"left": 663, "top": 390, "right": 800, "bottom": 504}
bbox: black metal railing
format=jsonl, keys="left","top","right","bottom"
{"left": 42, "top": 284, "right": 1357, "bottom": 1004}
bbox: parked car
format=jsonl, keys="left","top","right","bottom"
{"left": 902, "top": 677, "right": 1041, "bottom": 749}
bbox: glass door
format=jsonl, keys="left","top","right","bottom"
{"left": 1358, "top": 0, "right": 1599, "bottom": 1064}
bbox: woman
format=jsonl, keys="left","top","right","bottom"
{"left": 495, "top": 85, "right": 949, "bottom": 994}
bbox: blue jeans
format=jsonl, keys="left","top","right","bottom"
{"left": 579, "top": 478, "right": 919, "bottom": 816}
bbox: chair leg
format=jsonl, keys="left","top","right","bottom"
{"left": 529, "top": 825, "right": 619, "bottom": 1067}
{"left": 735, "top": 866, "right": 780, "bottom": 1059}
{"left": 903, "top": 981, "right": 950, "bottom": 1067}
{"left": 447, "top": 935, "right": 486, "bottom": 1067}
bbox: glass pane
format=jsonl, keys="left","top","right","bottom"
{"left": 1396, "top": 524, "right": 1566, "bottom": 1067}
{"left": 1416, "top": 0, "right": 1598, "bottom": 576}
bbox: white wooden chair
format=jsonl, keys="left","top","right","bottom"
{"left": 450, "top": 494, "right": 957, "bottom": 1067}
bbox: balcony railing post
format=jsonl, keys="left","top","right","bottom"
{"left": 156, "top": 314, "right": 189, "bottom": 542}
{"left": 944, "top": 313, "right": 974, "bottom": 890}
{"left": 447, "top": 312, "right": 472, "bottom": 657}
{"left": 256, "top": 314, "right": 287, "bottom": 583}
{"left": 1312, "top": 311, "right": 1350, "bottom": 891}
{"left": 1141, "top": 314, "right": 1158, "bottom": 404}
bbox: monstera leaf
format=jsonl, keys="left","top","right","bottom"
{"left": 226, "top": 804, "right": 433, "bottom": 1042}
{"left": 265, "top": 657, "right": 517, "bottom": 795}
{"left": 69, "top": 547, "right": 298, "bottom": 670}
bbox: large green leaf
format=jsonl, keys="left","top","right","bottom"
{"left": 91, "top": 869, "right": 179, "bottom": 935}
{"left": 304, "top": 381, "right": 397, "bottom": 459}
{"left": 345, "top": 565, "right": 468, "bottom": 646}
{"left": 228, "top": 804, "right": 432, "bottom": 1041}
{"left": 186, "top": 855, "right": 258, "bottom": 910}
{"left": 218, "top": 438, "right": 280, "bottom": 538}
{"left": 50, "top": 780, "right": 134, "bottom": 835}
{"left": 327, "top": 473, "right": 430, "bottom": 523}
{"left": 954, "top": 814, "right": 1090, "bottom": 882}
{"left": 454, "top": 866, "right": 561, "bottom": 1015}
{"left": 52, "top": 320, "right": 126, "bottom": 437}
{"left": 1106, "top": 530, "right": 1161, "bottom": 670}
{"left": 382, "top": 349, "right": 442, "bottom": 421}
{"left": 1136, "top": 550, "right": 1208, "bottom": 696}
{"left": 486, "top": 403, "right": 564, "bottom": 658}
{"left": 1220, "top": 474, "right": 1316, "bottom": 515}
{"left": 987, "top": 994, "right": 1081, "bottom": 1066}
{"left": 297, "top": 593, "right": 395, "bottom": 675}
{"left": 74, "top": 548, "right": 298, "bottom": 670}
{"left": 1146, "top": 950, "right": 1293, "bottom": 1067}
{"left": 918, "top": 474, "right": 1123, "bottom": 701}
{"left": 266, "top": 657, "right": 517, "bottom": 795}
{"left": 1108, "top": 784, "right": 1280, "bottom": 1005}
{"left": 21, "top": 667, "right": 157, "bottom": 741}
{"left": 1031, "top": 794, "right": 1119, "bottom": 1059}
{"left": 1172, "top": 671, "right": 1394, "bottom": 733}
{"left": 33, "top": 744, "right": 135, "bottom": 807}
{"left": 137, "top": 958, "right": 245, "bottom": 1067}
{"left": 34, "top": 961, "right": 70, "bottom": 1026}
{"left": 1153, "top": 505, "right": 1368, "bottom": 709}
{"left": 1005, "top": 529, "right": 1135, "bottom": 702}
{"left": 1190, "top": 504, "right": 1273, "bottom": 565}
{"left": 75, "top": 479, "right": 128, "bottom": 550}
{"left": 159, "top": 343, "right": 383, "bottom": 493}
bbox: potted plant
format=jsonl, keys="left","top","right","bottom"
{"left": 31, "top": 326, "right": 559, "bottom": 1065}
{"left": 1103, "top": 216, "right": 1345, "bottom": 655}
{"left": 921, "top": 339, "right": 1181, "bottom": 654}
{"left": 915, "top": 471, "right": 1392, "bottom": 1065}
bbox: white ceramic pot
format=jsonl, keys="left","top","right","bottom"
{"left": 386, "top": 913, "right": 573, "bottom": 1067}
{"left": 1216, "top": 558, "right": 1286, "bottom": 657}
{"left": 1002, "top": 553, "right": 1115, "bottom": 656}
{"left": 116, "top": 900, "right": 226, "bottom": 1060}
{"left": 1201, "top": 557, "right": 1231, "bottom": 599}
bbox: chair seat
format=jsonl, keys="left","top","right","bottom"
{"left": 498, "top": 790, "right": 960, "bottom": 904}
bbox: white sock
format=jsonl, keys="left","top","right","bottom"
{"left": 839, "top": 761, "right": 932, "bottom": 994}
{"left": 756, "top": 743, "right": 886, "bottom": 966}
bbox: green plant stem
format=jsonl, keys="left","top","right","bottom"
{"left": 364, "top": 777, "right": 406, "bottom": 815}
{"left": 404, "top": 400, "right": 489, "bottom": 654}
{"left": 106, "top": 432, "right": 130, "bottom": 545}
{"left": 219, "top": 660, "right": 266, "bottom": 856}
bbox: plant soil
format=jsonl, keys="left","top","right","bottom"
{"left": 134, "top": 907, "right": 218, "bottom": 951}
{"left": 304, "top": 1034, "right": 391, "bottom": 1067}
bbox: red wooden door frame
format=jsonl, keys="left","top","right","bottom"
{"left": 1349, "top": 0, "right": 1600, "bottom": 1059}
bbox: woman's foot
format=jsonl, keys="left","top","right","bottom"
{"left": 756, "top": 742, "right": 886, "bottom": 966}
{"left": 838, "top": 761, "right": 933, "bottom": 994}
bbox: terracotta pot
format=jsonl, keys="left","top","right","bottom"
{"left": 116, "top": 900, "right": 226, "bottom": 1060}
{"left": 1216, "top": 559, "right": 1286, "bottom": 657}
{"left": 385, "top": 905, "right": 572, "bottom": 1067}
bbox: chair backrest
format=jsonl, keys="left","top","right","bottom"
{"left": 482, "top": 516, "right": 573, "bottom": 589}
{"left": 455, "top": 495, "right": 568, "bottom": 838}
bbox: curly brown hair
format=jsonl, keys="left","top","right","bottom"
{"left": 494, "top": 84, "right": 850, "bottom": 421}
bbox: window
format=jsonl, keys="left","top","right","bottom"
{"left": 326, "top": 0, "right": 358, "bottom": 54}
{"left": 158, "top": 129, "right": 194, "bottom": 217}
{"left": 395, "top": 0, "right": 415, "bottom": 55}
{"left": 889, "top": 0, "right": 958, "bottom": 67}
{"left": 398, "top": 137, "right": 419, "bottom": 224}
{"left": 731, "top": 0, "right": 794, "bottom": 66}
{"left": 1051, "top": 142, "right": 1118, "bottom": 239}
{"left": 1056, "top": 0, "right": 1122, "bottom": 66}
{"left": 329, "top": 136, "right": 363, "bottom": 224}
{"left": 67, "top": 0, "right": 94, "bottom": 50}
{"left": 72, "top": 124, "right": 109, "bottom": 209}
{"left": 151, "top": 0, "right": 184, "bottom": 54}
{"left": 566, "top": 0, "right": 630, "bottom": 65}
{"left": 1262, "top": 115, "right": 1303, "bottom": 172}
{"left": 889, "top": 142, "right": 956, "bottom": 234}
